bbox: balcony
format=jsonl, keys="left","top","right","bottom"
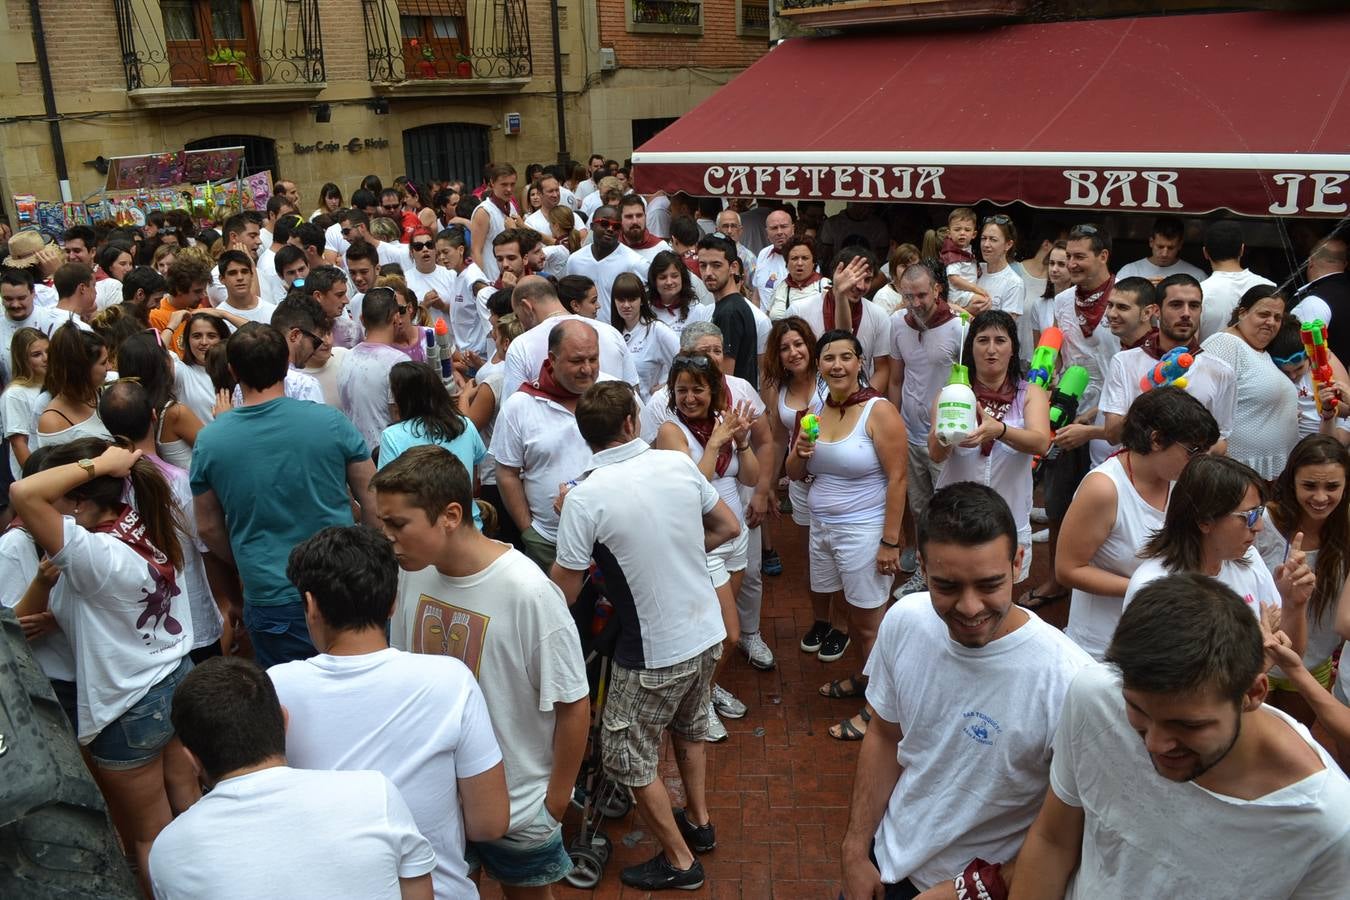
{"left": 363, "top": 0, "right": 532, "bottom": 94}
{"left": 777, "top": 0, "right": 1027, "bottom": 28}
{"left": 114, "top": 0, "right": 326, "bottom": 106}
{"left": 738, "top": 0, "right": 770, "bottom": 36}
{"left": 628, "top": 0, "right": 702, "bottom": 34}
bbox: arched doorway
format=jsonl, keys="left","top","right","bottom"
{"left": 184, "top": 135, "right": 279, "bottom": 178}
{"left": 403, "top": 124, "right": 490, "bottom": 190}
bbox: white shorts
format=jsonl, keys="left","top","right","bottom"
{"left": 808, "top": 519, "right": 890, "bottom": 609}
{"left": 706, "top": 522, "right": 750, "bottom": 588}
{"left": 789, "top": 479, "right": 811, "bottom": 527}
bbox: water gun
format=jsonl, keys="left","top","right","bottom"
{"left": 1027, "top": 326, "right": 1063, "bottom": 390}
{"left": 800, "top": 413, "right": 820, "bottom": 442}
{"left": 1301, "top": 320, "right": 1338, "bottom": 416}
{"left": 1139, "top": 346, "right": 1194, "bottom": 392}
{"left": 434, "top": 318, "right": 455, "bottom": 386}
{"left": 1036, "top": 366, "right": 1090, "bottom": 467}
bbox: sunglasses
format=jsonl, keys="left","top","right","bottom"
{"left": 593, "top": 218, "right": 620, "bottom": 229}
{"left": 1271, "top": 350, "right": 1307, "bottom": 367}
{"left": 1072, "top": 224, "right": 1101, "bottom": 235}
{"left": 381, "top": 204, "right": 401, "bottom": 212}
{"left": 410, "top": 241, "right": 434, "bottom": 252}
{"left": 340, "top": 227, "right": 353, "bottom": 237}
{"left": 674, "top": 354, "right": 716, "bottom": 371}
{"left": 296, "top": 327, "right": 329, "bottom": 349}
{"left": 1230, "top": 505, "right": 1265, "bottom": 529}
{"left": 1183, "top": 443, "right": 1205, "bottom": 458}
{"left": 983, "top": 214, "right": 1013, "bottom": 226}
{"left": 395, "top": 305, "right": 411, "bottom": 315}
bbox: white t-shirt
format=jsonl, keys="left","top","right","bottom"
{"left": 889, "top": 312, "right": 964, "bottom": 444}
{"left": 153, "top": 456, "right": 222, "bottom": 652}
{"left": 1198, "top": 269, "right": 1276, "bottom": 341}
{"left": 149, "top": 767, "right": 436, "bottom": 900}
{"left": 0, "top": 305, "right": 65, "bottom": 379}
{"left": 48, "top": 518, "right": 193, "bottom": 742}
{"left": 404, "top": 265, "right": 458, "bottom": 332}
{"left": 1052, "top": 663, "right": 1350, "bottom": 899}
{"left": 622, "top": 320, "right": 681, "bottom": 402}
{"left": 752, "top": 246, "right": 788, "bottom": 310}
{"left": 1100, "top": 348, "right": 1236, "bottom": 440}
{"left": 786, "top": 294, "right": 892, "bottom": 381}
{"left": 1122, "top": 547, "right": 1277, "bottom": 619}
{"left": 392, "top": 548, "right": 589, "bottom": 835}
{"left": 377, "top": 240, "right": 414, "bottom": 272}
{"left": 640, "top": 375, "right": 765, "bottom": 444}
{"left": 1116, "top": 256, "right": 1206, "bottom": 283}
{"left": 93, "top": 277, "right": 123, "bottom": 312}
{"left": 1291, "top": 293, "right": 1332, "bottom": 330}
{"left": 1253, "top": 512, "right": 1344, "bottom": 670}
{"left": 219, "top": 298, "right": 277, "bottom": 327}
{"left": 269, "top": 649, "right": 502, "bottom": 899}
{"left": 1055, "top": 286, "right": 1121, "bottom": 465}
{"left": 978, "top": 265, "right": 1026, "bottom": 317}
{"left": 338, "top": 342, "right": 406, "bottom": 450}
{"left": 2, "top": 381, "right": 43, "bottom": 479}
{"left": 256, "top": 251, "right": 289, "bottom": 304}
{"left": 300, "top": 345, "right": 349, "bottom": 407}
{"left": 501, "top": 314, "right": 637, "bottom": 400}
{"left": 230, "top": 368, "right": 325, "bottom": 408}
{"left": 524, "top": 208, "right": 552, "bottom": 237}
{"left": 946, "top": 258, "right": 980, "bottom": 307}
{"left": 564, "top": 244, "right": 649, "bottom": 325}
{"left": 490, "top": 389, "right": 595, "bottom": 542}
{"left": 0, "top": 526, "right": 75, "bottom": 681}
{"left": 652, "top": 299, "right": 714, "bottom": 337}
{"left": 454, "top": 262, "right": 493, "bottom": 359}
{"left": 646, "top": 194, "right": 672, "bottom": 238}
{"left": 324, "top": 221, "right": 350, "bottom": 261}
{"left": 174, "top": 362, "right": 217, "bottom": 425}
{"left": 864, "top": 594, "right": 1092, "bottom": 889}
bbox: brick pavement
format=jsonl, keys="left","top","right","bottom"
{"left": 481, "top": 511, "right": 1070, "bottom": 899}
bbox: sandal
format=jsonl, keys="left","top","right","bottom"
{"left": 819, "top": 676, "right": 868, "bottom": 699}
{"left": 1019, "top": 587, "right": 1069, "bottom": 610}
{"left": 829, "top": 708, "right": 872, "bottom": 741}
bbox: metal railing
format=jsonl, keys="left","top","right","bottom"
{"left": 632, "top": 0, "right": 702, "bottom": 27}
{"left": 363, "top": 0, "right": 532, "bottom": 83}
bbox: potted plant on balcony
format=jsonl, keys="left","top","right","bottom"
{"left": 454, "top": 53, "right": 473, "bottom": 78}
{"left": 206, "top": 48, "right": 254, "bottom": 85}
{"left": 410, "top": 39, "right": 438, "bottom": 79}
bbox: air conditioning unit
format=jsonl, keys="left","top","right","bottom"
{"left": 599, "top": 47, "right": 617, "bottom": 71}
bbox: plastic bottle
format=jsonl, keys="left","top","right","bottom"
{"left": 935, "top": 364, "right": 978, "bottom": 446}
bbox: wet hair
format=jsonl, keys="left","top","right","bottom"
{"left": 918, "top": 482, "right": 1018, "bottom": 560}
{"left": 486, "top": 287, "right": 515, "bottom": 320}
{"left": 1228, "top": 284, "right": 1285, "bottom": 328}
{"left": 1141, "top": 455, "right": 1265, "bottom": 573}
{"left": 1113, "top": 276, "right": 1158, "bottom": 310}
{"left": 115, "top": 331, "right": 178, "bottom": 412}
{"left": 1269, "top": 435, "right": 1350, "bottom": 624}
{"left": 1, "top": 266, "right": 35, "bottom": 291}
{"left": 172, "top": 657, "right": 288, "bottom": 783}
{"left": 370, "top": 444, "right": 475, "bottom": 528}
{"left": 7, "top": 327, "right": 48, "bottom": 387}
{"left": 646, "top": 250, "right": 697, "bottom": 320}
{"left": 181, "top": 312, "right": 230, "bottom": 367}
{"left": 576, "top": 381, "right": 640, "bottom": 450}
{"left": 961, "top": 310, "right": 1023, "bottom": 382}
{"left": 1068, "top": 222, "right": 1111, "bottom": 255}
{"left": 43, "top": 323, "right": 106, "bottom": 405}
{"left": 287, "top": 525, "right": 398, "bottom": 632}
{"left": 1118, "top": 386, "right": 1220, "bottom": 456}
{"left": 271, "top": 293, "right": 328, "bottom": 336}
{"left": 389, "top": 361, "right": 466, "bottom": 443}
{"left": 761, "top": 316, "right": 819, "bottom": 389}
{"left": 665, "top": 352, "right": 726, "bottom": 417}
{"left": 360, "top": 286, "right": 398, "bottom": 328}
{"left": 1106, "top": 572, "right": 1264, "bottom": 706}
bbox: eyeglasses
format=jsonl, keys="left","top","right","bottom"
{"left": 340, "top": 227, "right": 353, "bottom": 237}
{"left": 1183, "top": 443, "right": 1205, "bottom": 458}
{"left": 395, "top": 305, "right": 411, "bottom": 315}
{"left": 1230, "top": 505, "right": 1265, "bottom": 528}
{"left": 296, "top": 327, "right": 330, "bottom": 349}
{"left": 410, "top": 241, "right": 434, "bottom": 252}
{"left": 381, "top": 204, "right": 401, "bottom": 212}
{"left": 1271, "top": 350, "right": 1307, "bottom": 367}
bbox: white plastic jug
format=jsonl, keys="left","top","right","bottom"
{"left": 935, "top": 364, "right": 978, "bottom": 447}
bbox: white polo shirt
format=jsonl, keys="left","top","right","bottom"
{"left": 554, "top": 439, "right": 726, "bottom": 670}
{"left": 889, "top": 312, "right": 964, "bottom": 444}
{"left": 502, "top": 314, "right": 638, "bottom": 400}
{"left": 564, "top": 244, "right": 649, "bottom": 325}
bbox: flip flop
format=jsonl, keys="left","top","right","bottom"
{"left": 829, "top": 708, "right": 872, "bottom": 741}
{"left": 1019, "top": 588, "right": 1069, "bottom": 610}
{"left": 819, "top": 676, "right": 867, "bottom": 699}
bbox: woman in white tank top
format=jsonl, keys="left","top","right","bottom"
{"left": 929, "top": 311, "right": 1051, "bottom": 584}
{"left": 36, "top": 324, "right": 113, "bottom": 451}
{"left": 786, "top": 330, "right": 907, "bottom": 741}
{"left": 1057, "top": 386, "right": 1221, "bottom": 659}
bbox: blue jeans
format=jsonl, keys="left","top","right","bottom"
{"left": 466, "top": 803, "right": 571, "bottom": 887}
{"left": 243, "top": 601, "right": 316, "bottom": 668}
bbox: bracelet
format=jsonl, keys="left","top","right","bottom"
{"left": 735, "top": 441, "right": 751, "bottom": 452}
{"left": 879, "top": 537, "right": 900, "bottom": 549}
{"left": 999, "top": 421, "right": 1008, "bottom": 440}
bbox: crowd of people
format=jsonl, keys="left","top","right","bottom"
{"left": 1, "top": 155, "right": 1349, "bottom": 898}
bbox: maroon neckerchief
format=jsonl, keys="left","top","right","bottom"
{"left": 485, "top": 193, "right": 517, "bottom": 219}
{"left": 677, "top": 401, "right": 733, "bottom": 477}
{"left": 1121, "top": 328, "right": 1158, "bottom": 353}
{"left": 973, "top": 376, "right": 1018, "bottom": 456}
{"left": 681, "top": 251, "right": 701, "bottom": 275}
{"left": 904, "top": 300, "right": 957, "bottom": 333}
{"left": 1074, "top": 276, "right": 1114, "bottom": 338}
{"left": 785, "top": 272, "right": 822, "bottom": 291}
{"left": 940, "top": 236, "right": 976, "bottom": 267}
{"left": 825, "top": 386, "right": 883, "bottom": 413}
{"left": 518, "top": 358, "right": 581, "bottom": 406}
{"left": 623, "top": 230, "right": 663, "bottom": 251}
{"left": 92, "top": 505, "right": 183, "bottom": 636}
{"left": 1139, "top": 333, "right": 1202, "bottom": 361}
{"left": 820, "top": 290, "right": 863, "bottom": 337}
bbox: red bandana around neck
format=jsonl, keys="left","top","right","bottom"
{"left": 623, "top": 231, "right": 663, "bottom": 251}
{"left": 93, "top": 505, "right": 183, "bottom": 636}
{"left": 1074, "top": 276, "right": 1114, "bottom": 338}
{"left": 518, "top": 358, "right": 581, "bottom": 405}
{"left": 1122, "top": 328, "right": 1158, "bottom": 353}
{"left": 824, "top": 386, "right": 882, "bottom": 412}
{"left": 487, "top": 194, "right": 514, "bottom": 218}
{"left": 821, "top": 290, "right": 863, "bottom": 337}
{"left": 677, "top": 403, "right": 733, "bottom": 477}
{"left": 972, "top": 377, "right": 1018, "bottom": 456}
{"left": 904, "top": 300, "right": 957, "bottom": 333}
{"left": 680, "top": 252, "right": 701, "bottom": 275}
{"left": 786, "top": 271, "right": 822, "bottom": 291}
{"left": 939, "top": 236, "right": 976, "bottom": 267}
{"left": 1139, "top": 333, "right": 1202, "bottom": 361}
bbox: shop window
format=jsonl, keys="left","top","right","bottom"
{"left": 161, "top": 0, "right": 262, "bottom": 86}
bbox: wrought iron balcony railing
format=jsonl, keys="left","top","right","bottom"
{"left": 362, "top": 0, "right": 532, "bottom": 83}
{"left": 633, "top": 0, "right": 701, "bottom": 26}
{"left": 114, "top": 0, "right": 325, "bottom": 90}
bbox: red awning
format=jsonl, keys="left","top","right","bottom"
{"left": 632, "top": 11, "right": 1350, "bottom": 218}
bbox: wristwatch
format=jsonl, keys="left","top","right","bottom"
{"left": 77, "top": 458, "right": 97, "bottom": 480}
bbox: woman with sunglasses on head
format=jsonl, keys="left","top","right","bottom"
{"left": 1200, "top": 285, "right": 1300, "bottom": 480}
{"left": 10, "top": 437, "right": 196, "bottom": 896}
{"left": 611, "top": 272, "right": 679, "bottom": 402}
{"left": 1254, "top": 435, "right": 1350, "bottom": 724}
{"left": 654, "top": 351, "right": 759, "bottom": 742}
{"left": 1123, "top": 454, "right": 1311, "bottom": 658}
{"left": 929, "top": 310, "right": 1050, "bottom": 584}
{"left": 787, "top": 330, "right": 907, "bottom": 741}
{"left": 116, "top": 331, "right": 204, "bottom": 471}
{"left": 1057, "top": 387, "right": 1219, "bottom": 660}
{"left": 175, "top": 311, "right": 231, "bottom": 424}
{"left": 35, "top": 324, "right": 112, "bottom": 451}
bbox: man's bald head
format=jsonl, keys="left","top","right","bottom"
{"left": 98, "top": 379, "right": 154, "bottom": 442}
{"left": 511, "top": 275, "right": 561, "bottom": 329}
{"left": 1309, "top": 236, "right": 1349, "bottom": 279}
{"left": 549, "top": 319, "right": 600, "bottom": 393}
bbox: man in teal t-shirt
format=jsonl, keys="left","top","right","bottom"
{"left": 191, "top": 323, "right": 376, "bottom": 666}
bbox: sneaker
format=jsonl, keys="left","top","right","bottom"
{"left": 899, "top": 547, "right": 918, "bottom": 573}
{"left": 800, "top": 619, "right": 831, "bottom": 653}
{"left": 1032, "top": 528, "right": 1050, "bottom": 544}
{"left": 739, "top": 631, "right": 775, "bottom": 670}
{"left": 621, "top": 852, "right": 706, "bottom": 891}
{"left": 1031, "top": 506, "right": 1049, "bottom": 525}
{"left": 895, "top": 570, "right": 927, "bottom": 598}
{"left": 705, "top": 702, "right": 728, "bottom": 742}
{"left": 761, "top": 548, "right": 783, "bottom": 576}
{"left": 817, "top": 628, "right": 850, "bottom": 663}
{"left": 673, "top": 808, "right": 717, "bottom": 853}
{"left": 711, "top": 684, "right": 747, "bottom": 719}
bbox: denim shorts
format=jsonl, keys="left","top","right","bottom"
{"left": 88, "top": 656, "right": 192, "bottom": 771}
{"left": 466, "top": 802, "right": 572, "bottom": 887}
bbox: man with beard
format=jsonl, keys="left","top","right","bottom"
{"left": 564, "top": 204, "right": 647, "bottom": 325}
{"left": 1102, "top": 273, "right": 1234, "bottom": 453}
{"left": 842, "top": 484, "right": 1091, "bottom": 900}
{"left": 1010, "top": 573, "right": 1350, "bottom": 898}
{"left": 617, "top": 194, "right": 671, "bottom": 268}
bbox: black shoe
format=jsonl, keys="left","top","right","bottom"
{"left": 800, "top": 619, "right": 831, "bottom": 653}
{"left": 673, "top": 807, "right": 716, "bottom": 853}
{"left": 817, "top": 628, "right": 851, "bottom": 663}
{"left": 620, "top": 852, "right": 705, "bottom": 891}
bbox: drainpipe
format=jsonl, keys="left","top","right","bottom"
{"left": 549, "top": 0, "right": 568, "bottom": 166}
{"left": 29, "top": 0, "right": 72, "bottom": 201}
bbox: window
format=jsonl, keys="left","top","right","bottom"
{"left": 162, "top": 0, "right": 260, "bottom": 86}
{"left": 627, "top": 0, "right": 702, "bottom": 35}
{"left": 399, "top": 0, "right": 471, "bottom": 78}
{"left": 403, "top": 124, "right": 490, "bottom": 190}
{"left": 736, "top": 0, "right": 770, "bottom": 36}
